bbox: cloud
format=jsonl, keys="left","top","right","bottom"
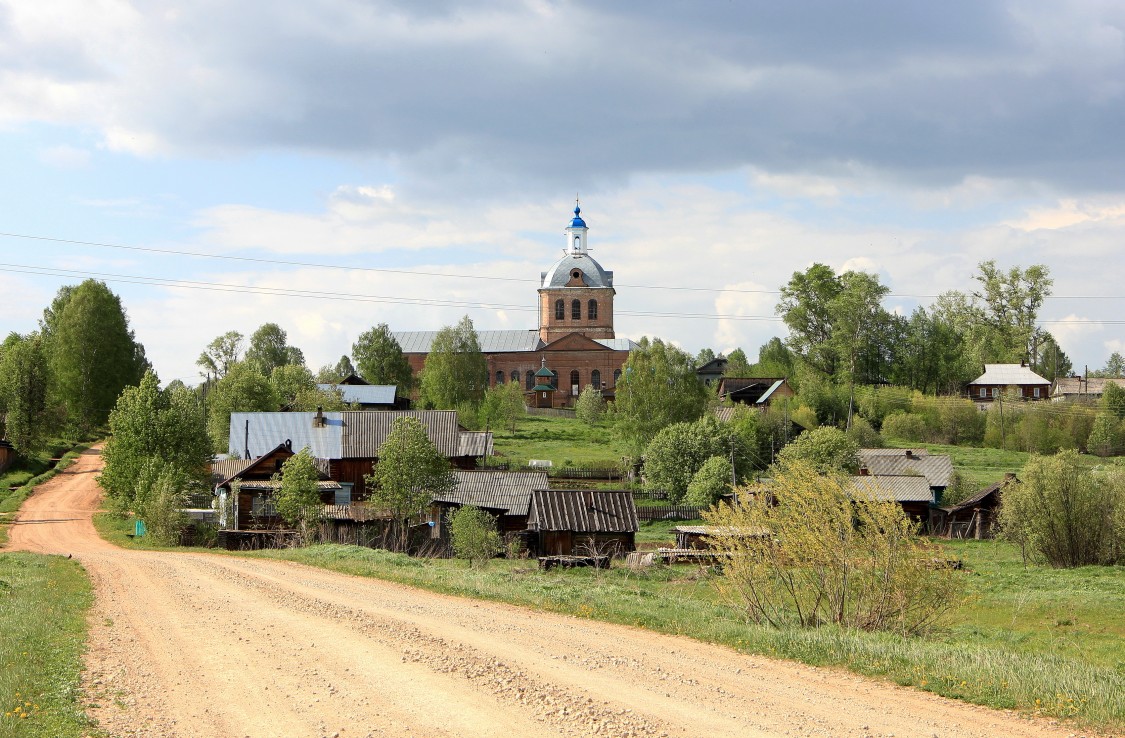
{"left": 38, "top": 144, "right": 90, "bottom": 168}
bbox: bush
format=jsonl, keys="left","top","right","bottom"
{"left": 704, "top": 463, "right": 963, "bottom": 635}
{"left": 134, "top": 459, "right": 190, "bottom": 546}
{"left": 575, "top": 385, "right": 606, "bottom": 426}
{"left": 685, "top": 455, "right": 733, "bottom": 506}
{"left": 846, "top": 416, "right": 882, "bottom": 448}
{"left": 999, "top": 450, "right": 1124, "bottom": 566}
{"left": 776, "top": 426, "right": 858, "bottom": 474}
{"left": 643, "top": 416, "right": 727, "bottom": 503}
{"left": 449, "top": 505, "right": 501, "bottom": 567}
{"left": 881, "top": 411, "right": 927, "bottom": 442}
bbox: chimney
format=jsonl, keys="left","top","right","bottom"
{"left": 905, "top": 449, "right": 914, "bottom": 459}
{"left": 859, "top": 467, "right": 869, "bottom": 476}
{"left": 313, "top": 406, "right": 325, "bottom": 428}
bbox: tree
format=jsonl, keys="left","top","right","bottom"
{"left": 695, "top": 348, "right": 716, "bottom": 366}
{"left": 196, "top": 331, "right": 243, "bottom": 379}
{"left": 642, "top": 416, "right": 726, "bottom": 503}
{"left": 1103, "top": 382, "right": 1125, "bottom": 420}
{"left": 365, "top": 416, "right": 456, "bottom": 551}
{"left": 449, "top": 504, "right": 502, "bottom": 567}
{"left": 971, "top": 261, "right": 1052, "bottom": 363}
{"left": 999, "top": 450, "right": 1123, "bottom": 566}
{"left": 245, "top": 323, "right": 299, "bottom": 376}
{"left": 1098, "top": 352, "right": 1125, "bottom": 378}
{"left": 776, "top": 426, "right": 859, "bottom": 475}
{"left": 777, "top": 264, "right": 844, "bottom": 376}
{"left": 273, "top": 448, "right": 323, "bottom": 532}
{"left": 614, "top": 337, "right": 709, "bottom": 456}
{"left": 685, "top": 455, "right": 733, "bottom": 506}
{"left": 574, "top": 384, "right": 606, "bottom": 426}
{"left": 100, "top": 371, "right": 211, "bottom": 512}
{"left": 478, "top": 381, "right": 525, "bottom": 432}
{"left": 353, "top": 324, "right": 414, "bottom": 391}
{"left": 270, "top": 364, "right": 316, "bottom": 406}
{"left": 418, "top": 316, "right": 488, "bottom": 410}
{"left": 704, "top": 462, "right": 962, "bottom": 634}
{"left": 0, "top": 333, "right": 51, "bottom": 454}
{"left": 889, "top": 307, "right": 976, "bottom": 395}
{"left": 749, "top": 337, "right": 794, "bottom": 377}
{"left": 206, "top": 362, "right": 279, "bottom": 452}
{"left": 1086, "top": 411, "right": 1120, "bottom": 457}
{"left": 131, "top": 458, "right": 192, "bottom": 545}
{"left": 45, "top": 280, "right": 148, "bottom": 432}
{"left": 723, "top": 348, "right": 753, "bottom": 377}
{"left": 828, "top": 271, "right": 890, "bottom": 429}
{"left": 1032, "top": 333, "right": 1072, "bottom": 382}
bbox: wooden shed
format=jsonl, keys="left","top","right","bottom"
{"left": 846, "top": 474, "right": 934, "bottom": 523}
{"left": 430, "top": 469, "right": 549, "bottom": 539}
{"left": 0, "top": 439, "right": 15, "bottom": 473}
{"left": 526, "top": 489, "right": 638, "bottom": 557}
{"left": 935, "top": 475, "right": 1015, "bottom": 539}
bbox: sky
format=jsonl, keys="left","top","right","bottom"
{"left": 2, "top": 0, "right": 1125, "bottom": 384}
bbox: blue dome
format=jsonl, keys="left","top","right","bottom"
{"left": 569, "top": 204, "right": 586, "bottom": 228}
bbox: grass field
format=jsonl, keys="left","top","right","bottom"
{"left": 489, "top": 414, "right": 627, "bottom": 467}
{"left": 0, "top": 553, "right": 94, "bottom": 738}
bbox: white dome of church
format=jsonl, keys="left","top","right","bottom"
{"left": 539, "top": 204, "right": 614, "bottom": 289}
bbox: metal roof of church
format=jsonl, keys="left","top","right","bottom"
{"left": 540, "top": 252, "right": 613, "bottom": 289}
{"left": 316, "top": 383, "right": 397, "bottom": 405}
{"left": 393, "top": 330, "right": 543, "bottom": 354}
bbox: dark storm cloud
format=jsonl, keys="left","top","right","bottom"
{"left": 8, "top": 0, "right": 1125, "bottom": 193}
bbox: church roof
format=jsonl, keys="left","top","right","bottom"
{"left": 570, "top": 204, "right": 587, "bottom": 228}
{"left": 540, "top": 253, "right": 614, "bottom": 289}
{"left": 393, "top": 330, "right": 543, "bottom": 354}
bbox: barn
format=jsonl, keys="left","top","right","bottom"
{"left": 526, "top": 489, "right": 638, "bottom": 557}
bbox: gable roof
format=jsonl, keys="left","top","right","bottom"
{"left": 210, "top": 458, "right": 254, "bottom": 485}
{"left": 341, "top": 410, "right": 462, "bottom": 457}
{"left": 393, "top": 329, "right": 544, "bottom": 354}
{"left": 229, "top": 410, "right": 463, "bottom": 459}
{"left": 432, "top": 470, "right": 549, "bottom": 515}
{"left": 858, "top": 449, "right": 954, "bottom": 488}
{"left": 542, "top": 333, "right": 611, "bottom": 352}
{"left": 1052, "top": 376, "right": 1125, "bottom": 397}
{"left": 527, "top": 490, "right": 638, "bottom": 533}
{"left": 942, "top": 476, "right": 1017, "bottom": 513}
{"left": 970, "top": 364, "right": 1050, "bottom": 386}
{"left": 216, "top": 442, "right": 331, "bottom": 487}
{"left": 847, "top": 475, "right": 934, "bottom": 503}
{"left": 317, "top": 383, "right": 397, "bottom": 405}
{"left": 456, "top": 431, "right": 494, "bottom": 458}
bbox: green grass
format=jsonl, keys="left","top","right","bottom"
{"left": 0, "top": 442, "right": 95, "bottom": 546}
{"left": 490, "top": 414, "right": 627, "bottom": 467}
{"left": 0, "top": 553, "right": 95, "bottom": 738}
{"left": 241, "top": 540, "right": 1123, "bottom": 732}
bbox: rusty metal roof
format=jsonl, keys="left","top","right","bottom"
{"left": 341, "top": 410, "right": 461, "bottom": 457}
{"left": 857, "top": 450, "right": 954, "bottom": 488}
{"left": 431, "top": 470, "right": 549, "bottom": 515}
{"left": 527, "top": 490, "right": 638, "bottom": 533}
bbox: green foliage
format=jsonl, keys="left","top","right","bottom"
{"left": 449, "top": 504, "right": 502, "bottom": 567}
{"left": 889, "top": 307, "right": 977, "bottom": 394}
{"left": 269, "top": 364, "right": 316, "bottom": 406}
{"left": 274, "top": 448, "right": 322, "bottom": 529}
{"left": 1087, "top": 411, "right": 1121, "bottom": 457}
{"left": 845, "top": 415, "right": 882, "bottom": 448}
{"left": 352, "top": 323, "right": 414, "bottom": 392}
{"left": 776, "top": 263, "right": 844, "bottom": 376}
{"left": 643, "top": 416, "right": 727, "bottom": 503}
{"left": 0, "top": 333, "right": 51, "bottom": 454}
{"left": 694, "top": 347, "right": 715, "bottom": 366}
{"left": 196, "top": 330, "right": 243, "bottom": 379}
{"left": 983, "top": 394, "right": 1094, "bottom": 454}
{"left": 574, "top": 384, "right": 606, "bottom": 426}
{"left": 722, "top": 348, "right": 752, "bottom": 377}
{"left": 685, "top": 455, "right": 733, "bottom": 505}
{"left": 205, "top": 361, "right": 279, "bottom": 451}
{"left": 478, "top": 381, "right": 525, "bottom": 432}
{"left": 747, "top": 337, "right": 794, "bottom": 378}
{"left": 1000, "top": 450, "right": 1124, "bottom": 567}
{"left": 881, "top": 411, "right": 927, "bottom": 442}
{"left": 419, "top": 316, "right": 488, "bottom": 410}
{"left": 1032, "top": 332, "right": 1072, "bottom": 382}
{"left": 614, "top": 337, "right": 709, "bottom": 456}
{"left": 44, "top": 280, "right": 147, "bottom": 433}
{"left": 366, "top": 416, "right": 457, "bottom": 551}
{"left": 776, "top": 426, "right": 859, "bottom": 474}
{"left": 133, "top": 458, "right": 191, "bottom": 545}
{"left": 245, "top": 322, "right": 301, "bottom": 376}
{"left": 1102, "top": 382, "right": 1125, "bottom": 420}
{"left": 100, "top": 371, "right": 210, "bottom": 511}
{"left": 1094, "top": 351, "right": 1125, "bottom": 378}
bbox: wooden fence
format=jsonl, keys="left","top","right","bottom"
{"left": 524, "top": 406, "right": 577, "bottom": 419}
{"left": 634, "top": 504, "right": 705, "bottom": 521}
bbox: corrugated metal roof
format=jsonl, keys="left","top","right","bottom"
{"left": 1052, "top": 376, "right": 1125, "bottom": 397}
{"left": 594, "top": 338, "right": 638, "bottom": 351}
{"left": 848, "top": 475, "right": 934, "bottom": 503}
{"left": 757, "top": 379, "right": 786, "bottom": 404}
{"left": 860, "top": 448, "right": 929, "bottom": 457}
{"left": 857, "top": 450, "right": 954, "bottom": 488}
{"left": 229, "top": 412, "right": 345, "bottom": 459}
{"left": 342, "top": 410, "right": 462, "bottom": 457}
{"left": 541, "top": 253, "right": 614, "bottom": 288}
{"left": 527, "top": 490, "right": 639, "bottom": 533}
{"left": 210, "top": 458, "right": 254, "bottom": 485}
{"left": 941, "top": 478, "right": 1013, "bottom": 514}
{"left": 238, "top": 480, "right": 342, "bottom": 491}
{"left": 432, "top": 470, "right": 549, "bottom": 515}
{"left": 393, "top": 330, "right": 543, "bottom": 354}
{"left": 457, "top": 431, "right": 494, "bottom": 458}
{"left": 316, "top": 384, "right": 397, "bottom": 405}
{"left": 970, "top": 364, "right": 1050, "bottom": 386}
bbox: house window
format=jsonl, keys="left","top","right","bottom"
{"left": 591, "top": 369, "right": 601, "bottom": 388}
{"left": 496, "top": 370, "right": 504, "bottom": 385}
{"left": 334, "top": 483, "right": 353, "bottom": 506}
{"left": 511, "top": 370, "right": 519, "bottom": 384}
{"left": 588, "top": 299, "right": 598, "bottom": 320}
{"left": 555, "top": 299, "right": 565, "bottom": 320}
{"left": 1033, "top": 387, "right": 1041, "bottom": 398}
{"left": 613, "top": 368, "right": 622, "bottom": 385}
{"left": 570, "top": 369, "right": 580, "bottom": 396}
{"left": 979, "top": 387, "right": 986, "bottom": 398}
{"left": 526, "top": 370, "right": 535, "bottom": 390}
{"left": 571, "top": 299, "right": 581, "bottom": 320}
{"left": 251, "top": 496, "right": 277, "bottom": 517}
{"left": 991, "top": 388, "right": 998, "bottom": 398}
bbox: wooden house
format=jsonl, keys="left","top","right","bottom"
{"left": 212, "top": 441, "right": 341, "bottom": 531}
{"left": 857, "top": 448, "right": 953, "bottom": 504}
{"left": 967, "top": 363, "right": 1050, "bottom": 407}
{"left": 847, "top": 475, "right": 934, "bottom": 523}
{"left": 935, "top": 475, "right": 1015, "bottom": 539}
{"left": 430, "top": 470, "right": 549, "bottom": 541}
{"left": 526, "top": 489, "right": 638, "bottom": 557}
{"left": 696, "top": 356, "right": 728, "bottom": 387}
{"left": 1051, "top": 376, "right": 1125, "bottom": 403}
{"left": 716, "top": 377, "right": 795, "bottom": 407}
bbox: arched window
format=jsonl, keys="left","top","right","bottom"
{"left": 526, "top": 370, "right": 535, "bottom": 390}
{"left": 613, "top": 368, "right": 622, "bottom": 385}
{"left": 571, "top": 299, "right": 581, "bottom": 320}
{"left": 570, "top": 369, "right": 580, "bottom": 396}
{"left": 555, "top": 299, "right": 565, "bottom": 320}
{"left": 591, "top": 369, "right": 601, "bottom": 388}
{"left": 588, "top": 299, "right": 598, "bottom": 320}
{"left": 495, "top": 370, "right": 504, "bottom": 385}
{"left": 511, "top": 370, "right": 519, "bottom": 384}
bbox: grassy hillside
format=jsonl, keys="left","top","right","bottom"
{"left": 489, "top": 414, "right": 627, "bottom": 467}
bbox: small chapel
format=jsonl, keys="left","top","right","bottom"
{"left": 394, "top": 204, "right": 636, "bottom": 408}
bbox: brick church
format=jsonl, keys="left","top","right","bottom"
{"left": 395, "top": 204, "right": 636, "bottom": 408}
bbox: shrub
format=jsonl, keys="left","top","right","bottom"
{"left": 704, "top": 462, "right": 963, "bottom": 635}
{"left": 846, "top": 416, "right": 882, "bottom": 448}
{"left": 575, "top": 385, "right": 607, "bottom": 426}
{"left": 881, "top": 411, "right": 927, "bottom": 443}
{"left": 274, "top": 448, "right": 322, "bottom": 533}
{"left": 776, "top": 426, "right": 858, "bottom": 474}
{"left": 134, "top": 459, "right": 190, "bottom": 546}
{"left": 685, "top": 455, "right": 733, "bottom": 506}
{"left": 643, "top": 416, "right": 726, "bottom": 503}
{"left": 449, "top": 505, "right": 501, "bottom": 567}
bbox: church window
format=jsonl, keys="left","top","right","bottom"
{"left": 570, "top": 369, "right": 580, "bottom": 396}
{"left": 572, "top": 299, "right": 581, "bottom": 320}
{"left": 591, "top": 369, "right": 601, "bottom": 388}
{"left": 613, "top": 368, "right": 622, "bottom": 385}
{"left": 588, "top": 300, "right": 598, "bottom": 320}
{"left": 495, "top": 371, "right": 504, "bottom": 385}
{"left": 526, "top": 370, "right": 535, "bottom": 390}
{"left": 511, "top": 370, "right": 519, "bottom": 384}
{"left": 555, "top": 299, "right": 565, "bottom": 320}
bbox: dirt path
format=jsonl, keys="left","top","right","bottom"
{"left": 5, "top": 448, "right": 1082, "bottom": 738}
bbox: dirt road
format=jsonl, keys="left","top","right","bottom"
{"left": 6, "top": 448, "right": 1078, "bottom": 738}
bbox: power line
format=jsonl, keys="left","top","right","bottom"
{"left": 4, "top": 229, "right": 1125, "bottom": 300}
